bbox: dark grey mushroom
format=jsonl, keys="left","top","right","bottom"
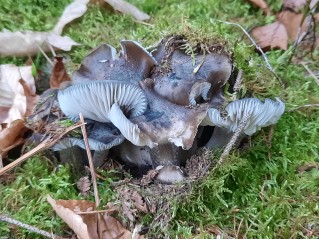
{"left": 52, "top": 121, "right": 125, "bottom": 167}
{"left": 202, "top": 98, "right": 285, "bottom": 148}
{"left": 151, "top": 48, "right": 232, "bottom": 106}
{"left": 130, "top": 78, "right": 209, "bottom": 150}
{"left": 72, "top": 41, "right": 157, "bottom": 84}
{"left": 58, "top": 80, "right": 148, "bottom": 122}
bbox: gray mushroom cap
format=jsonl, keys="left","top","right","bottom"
{"left": 58, "top": 80, "right": 148, "bottom": 122}
{"left": 129, "top": 78, "right": 209, "bottom": 150}
{"left": 151, "top": 49, "right": 232, "bottom": 106}
{"left": 72, "top": 41, "right": 157, "bottom": 84}
{"left": 201, "top": 97, "right": 285, "bottom": 135}
{"left": 52, "top": 121, "right": 125, "bottom": 151}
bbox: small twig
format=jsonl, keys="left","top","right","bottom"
{"left": 133, "top": 20, "right": 154, "bottom": 26}
{"left": 231, "top": 69, "right": 243, "bottom": 101}
{"left": 76, "top": 208, "right": 117, "bottom": 215}
{"left": 79, "top": 114, "right": 102, "bottom": 239}
{"left": 0, "top": 214, "right": 66, "bottom": 239}
{"left": 36, "top": 45, "right": 53, "bottom": 66}
{"left": 218, "top": 113, "right": 252, "bottom": 165}
{"left": 47, "top": 42, "right": 57, "bottom": 57}
{"left": 0, "top": 122, "right": 85, "bottom": 176}
{"left": 288, "top": 103, "right": 319, "bottom": 112}
{"left": 301, "top": 62, "right": 319, "bottom": 85}
{"left": 217, "top": 21, "right": 275, "bottom": 73}
{"left": 79, "top": 114, "right": 100, "bottom": 207}
{"left": 236, "top": 217, "right": 244, "bottom": 238}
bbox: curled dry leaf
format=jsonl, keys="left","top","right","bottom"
{"left": 277, "top": 10, "right": 307, "bottom": 42}
{"left": 0, "top": 64, "right": 38, "bottom": 126}
{"left": 104, "top": 0, "right": 150, "bottom": 22}
{"left": 0, "top": 120, "right": 29, "bottom": 157}
{"left": 247, "top": 0, "right": 270, "bottom": 15}
{"left": 48, "top": 195, "right": 143, "bottom": 239}
{"left": 50, "top": 56, "right": 71, "bottom": 89}
{"left": 0, "top": 0, "right": 88, "bottom": 57}
{"left": 252, "top": 21, "right": 288, "bottom": 50}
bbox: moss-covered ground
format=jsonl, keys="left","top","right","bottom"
{"left": 1, "top": 0, "right": 319, "bottom": 238}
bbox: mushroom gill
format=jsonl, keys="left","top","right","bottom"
{"left": 58, "top": 80, "right": 148, "bottom": 122}
{"left": 202, "top": 98, "right": 285, "bottom": 148}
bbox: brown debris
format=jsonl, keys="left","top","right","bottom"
{"left": 77, "top": 176, "right": 91, "bottom": 196}
{"left": 50, "top": 56, "right": 71, "bottom": 89}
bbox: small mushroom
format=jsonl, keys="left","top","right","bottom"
{"left": 58, "top": 80, "right": 148, "bottom": 122}
{"left": 72, "top": 41, "right": 157, "bottom": 84}
{"left": 52, "top": 120, "right": 125, "bottom": 167}
{"left": 189, "top": 80, "right": 211, "bottom": 106}
{"left": 202, "top": 98, "right": 285, "bottom": 148}
{"left": 151, "top": 48, "right": 232, "bottom": 106}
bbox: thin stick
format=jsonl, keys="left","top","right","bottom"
{"left": 288, "top": 103, "right": 319, "bottom": 112}
{"left": 36, "top": 45, "right": 53, "bottom": 66}
{"left": 0, "top": 214, "right": 66, "bottom": 239}
{"left": 79, "top": 114, "right": 99, "bottom": 207}
{"left": 0, "top": 122, "right": 85, "bottom": 176}
{"left": 301, "top": 62, "right": 319, "bottom": 85}
{"left": 218, "top": 113, "right": 252, "bottom": 165}
{"left": 217, "top": 20, "right": 282, "bottom": 84}
{"left": 79, "top": 114, "right": 101, "bottom": 239}
{"left": 47, "top": 42, "right": 57, "bottom": 57}
{"left": 231, "top": 69, "right": 243, "bottom": 101}
{"left": 76, "top": 208, "right": 117, "bottom": 215}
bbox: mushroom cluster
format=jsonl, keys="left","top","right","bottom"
{"left": 56, "top": 37, "right": 285, "bottom": 184}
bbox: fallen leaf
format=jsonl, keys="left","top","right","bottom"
{"left": 104, "top": 0, "right": 150, "bottom": 22}
{"left": 277, "top": 11, "right": 306, "bottom": 41}
{"left": 0, "top": 65, "right": 27, "bottom": 125}
{"left": 252, "top": 21, "right": 288, "bottom": 50}
{"left": 50, "top": 56, "right": 71, "bottom": 89}
{"left": 53, "top": 0, "right": 90, "bottom": 35}
{"left": 77, "top": 176, "right": 91, "bottom": 196}
{"left": 247, "top": 0, "right": 270, "bottom": 15}
{"left": 283, "top": 0, "right": 318, "bottom": 12}
{"left": 0, "top": 120, "right": 29, "bottom": 156}
{"left": 0, "top": 0, "right": 88, "bottom": 57}
{"left": 48, "top": 195, "right": 96, "bottom": 239}
{"left": 48, "top": 195, "right": 143, "bottom": 239}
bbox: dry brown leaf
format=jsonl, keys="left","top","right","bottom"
{"left": 277, "top": 10, "right": 306, "bottom": 41}
{"left": 104, "top": 0, "right": 150, "bottom": 22}
{"left": 0, "top": 120, "right": 28, "bottom": 155}
{"left": 0, "top": 0, "right": 88, "bottom": 57}
{"left": 283, "top": 0, "right": 318, "bottom": 12}
{"left": 252, "top": 21, "right": 288, "bottom": 50}
{"left": 247, "top": 0, "right": 270, "bottom": 15}
{"left": 50, "top": 56, "right": 71, "bottom": 89}
{"left": 0, "top": 64, "right": 38, "bottom": 126}
{"left": 77, "top": 176, "right": 91, "bottom": 196}
{"left": 48, "top": 195, "right": 143, "bottom": 239}
{"left": 0, "top": 65, "right": 26, "bottom": 125}
{"left": 48, "top": 195, "right": 95, "bottom": 239}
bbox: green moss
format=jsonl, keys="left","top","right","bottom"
{"left": 1, "top": 0, "right": 319, "bottom": 238}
